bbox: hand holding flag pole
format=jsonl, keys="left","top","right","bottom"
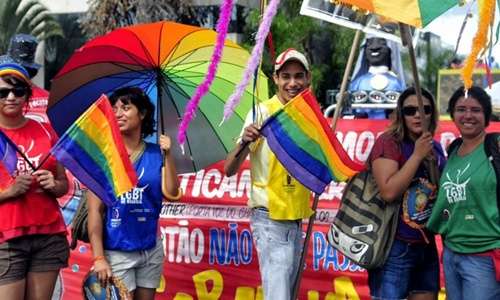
{"left": 258, "top": 89, "right": 364, "bottom": 299}
{"left": 399, "top": 23, "right": 439, "bottom": 184}
{"left": 291, "top": 30, "right": 363, "bottom": 299}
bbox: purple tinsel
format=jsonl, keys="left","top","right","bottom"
{"left": 222, "top": 0, "right": 280, "bottom": 122}
{"left": 177, "top": 0, "right": 235, "bottom": 147}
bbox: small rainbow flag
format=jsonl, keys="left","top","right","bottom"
{"left": 260, "top": 89, "right": 364, "bottom": 194}
{"left": 0, "top": 130, "right": 18, "bottom": 175}
{"left": 0, "top": 130, "right": 18, "bottom": 190}
{"left": 51, "top": 95, "right": 137, "bottom": 205}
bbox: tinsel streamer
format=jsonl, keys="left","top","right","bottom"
{"left": 461, "top": 0, "right": 495, "bottom": 89}
{"left": 221, "top": 0, "right": 280, "bottom": 122}
{"left": 177, "top": 0, "right": 234, "bottom": 147}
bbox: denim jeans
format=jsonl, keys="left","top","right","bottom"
{"left": 443, "top": 246, "right": 500, "bottom": 300}
{"left": 250, "top": 208, "right": 302, "bottom": 300}
{"left": 368, "top": 239, "right": 439, "bottom": 300}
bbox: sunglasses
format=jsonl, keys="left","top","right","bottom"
{"left": 402, "top": 105, "right": 432, "bottom": 116}
{"left": 0, "top": 87, "right": 28, "bottom": 99}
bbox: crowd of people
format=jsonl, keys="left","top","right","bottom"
{"left": 0, "top": 33, "right": 498, "bottom": 300}
{"left": 224, "top": 49, "right": 499, "bottom": 300}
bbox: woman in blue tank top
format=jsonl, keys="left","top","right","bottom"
{"left": 87, "top": 87, "right": 181, "bottom": 299}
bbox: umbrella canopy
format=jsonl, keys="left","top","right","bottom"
{"left": 48, "top": 21, "right": 269, "bottom": 173}
{"left": 332, "top": 0, "right": 456, "bottom": 28}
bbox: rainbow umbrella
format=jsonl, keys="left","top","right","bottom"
{"left": 332, "top": 0, "right": 457, "bottom": 28}
{"left": 48, "top": 21, "right": 268, "bottom": 173}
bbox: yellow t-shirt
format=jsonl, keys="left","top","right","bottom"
{"left": 239, "top": 95, "right": 313, "bottom": 220}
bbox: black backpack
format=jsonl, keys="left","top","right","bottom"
{"left": 446, "top": 132, "right": 500, "bottom": 216}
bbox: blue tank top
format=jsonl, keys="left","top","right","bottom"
{"left": 104, "top": 143, "right": 163, "bottom": 251}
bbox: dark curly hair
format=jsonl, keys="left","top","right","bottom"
{"left": 109, "top": 87, "right": 155, "bottom": 138}
{"left": 448, "top": 85, "right": 492, "bottom": 127}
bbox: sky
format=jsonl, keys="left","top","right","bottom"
{"left": 424, "top": 1, "right": 499, "bottom": 62}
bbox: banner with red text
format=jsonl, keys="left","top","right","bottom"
{"left": 54, "top": 119, "right": 499, "bottom": 300}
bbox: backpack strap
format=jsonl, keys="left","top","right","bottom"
{"left": 484, "top": 133, "right": 500, "bottom": 222}
{"left": 446, "top": 137, "right": 463, "bottom": 157}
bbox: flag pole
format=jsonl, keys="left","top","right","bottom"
{"left": 331, "top": 29, "right": 362, "bottom": 131}
{"left": 399, "top": 24, "right": 427, "bottom": 130}
{"left": 292, "top": 194, "right": 319, "bottom": 300}
{"left": 399, "top": 23, "right": 439, "bottom": 184}
{"left": 292, "top": 29, "right": 362, "bottom": 299}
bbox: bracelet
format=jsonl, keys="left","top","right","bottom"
{"left": 93, "top": 255, "right": 106, "bottom": 262}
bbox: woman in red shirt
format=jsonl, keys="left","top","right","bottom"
{"left": 0, "top": 62, "right": 69, "bottom": 300}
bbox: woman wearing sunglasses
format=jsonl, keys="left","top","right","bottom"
{"left": 0, "top": 62, "right": 69, "bottom": 299}
{"left": 427, "top": 86, "right": 500, "bottom": 299}
{"left": 368, "top": 87, "right": 445, "bottom": 300}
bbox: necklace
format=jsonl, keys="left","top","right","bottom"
{"left": 129, "top": 141, "right": 146, "bottom": 163}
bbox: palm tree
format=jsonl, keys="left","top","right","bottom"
{"left": 80, "top": 0, "right": 199, "bottom": 39}
{"left": 0, "top": 0, "right": 63, "bottom": 53}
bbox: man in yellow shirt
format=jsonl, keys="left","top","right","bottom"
{"left": 224, "top": 49, "right": 312, "bottom": 300}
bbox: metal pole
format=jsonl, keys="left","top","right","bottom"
{"left": 331, "top": 29, "right": 362, "bottom": 131}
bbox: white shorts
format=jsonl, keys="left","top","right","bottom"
{"left": 105, "top": 239, "right": 164, "bottom": 292}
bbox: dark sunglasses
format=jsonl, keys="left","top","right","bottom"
{"left": 402, "top": 105, "right": 432, "bottom": 116}
{"left": 0, "top": 87, "right": 28, "bottom": 99}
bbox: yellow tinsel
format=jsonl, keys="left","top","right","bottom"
{"left": 461, "top": 0, "right": 496, "bottom": 89}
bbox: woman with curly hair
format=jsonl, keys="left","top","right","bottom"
{"left": 88, "top": 87, "right": 181, "bottom": 300}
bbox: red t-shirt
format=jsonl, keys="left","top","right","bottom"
{"left": 0, "top": 119, "right": 66, "bottom": 243}
{"left": 369, "top": 133, "right": 405, "bottom": 168}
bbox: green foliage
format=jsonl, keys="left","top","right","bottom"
{"left": 421, "top": 48, "right": 456, "bottom": 96}
{"left": 242, "top": 0, "right": 356, "bottom": 106}
{"left": 401, "top": 40, "right": 456, "bottom": 97}
{"left": 79, "top": 0, "right": 198, "bottom": 39}
{"left": 0, "top": 0, "right": 63, "bottom": 53}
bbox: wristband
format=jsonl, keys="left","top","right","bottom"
{"left": 93, "top": 255, "right": 106, "bottom": 262}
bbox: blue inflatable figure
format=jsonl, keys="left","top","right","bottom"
{"left": 349, "top": 37, "right": 406, "bottom": 119}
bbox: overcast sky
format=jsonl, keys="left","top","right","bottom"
{"left": 424, "top": 1, "right": 499, "bottom": 62}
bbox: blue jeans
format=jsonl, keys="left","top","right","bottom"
{"left": 368, "top": 239, "right": 439, "bottom": 300}
{"left": 250, "top": 208, "right": 302, "bottom": 300}
{"left": 443, "top": 246, "right": 500, "bottom": 300}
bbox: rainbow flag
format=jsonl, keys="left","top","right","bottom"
{"left": 332, "top": 0, "right": 456, "bottom": 28}
{"left": 0, "top": 130, "right": 18, "bottom": 175}
{"left": 0, "top": 130, "right": 18, "bottom": 190}
{"left": 51, "top": 95, "right": 137, "bottom": 205}
{"left": 260, "top": 89, "right": 364, "bottom": 194}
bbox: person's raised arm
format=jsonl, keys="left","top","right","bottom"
{"left": 372, "top": 132, "right": 433, "bottom": 202}
{"left": 224, "top": 124, "right": 260, "bottom": 177}
{"left": 87, "top": 191, "right": 112, "bottom": 286}
{"left": 160, "top": 135, "right": 181, "bottom": 201}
